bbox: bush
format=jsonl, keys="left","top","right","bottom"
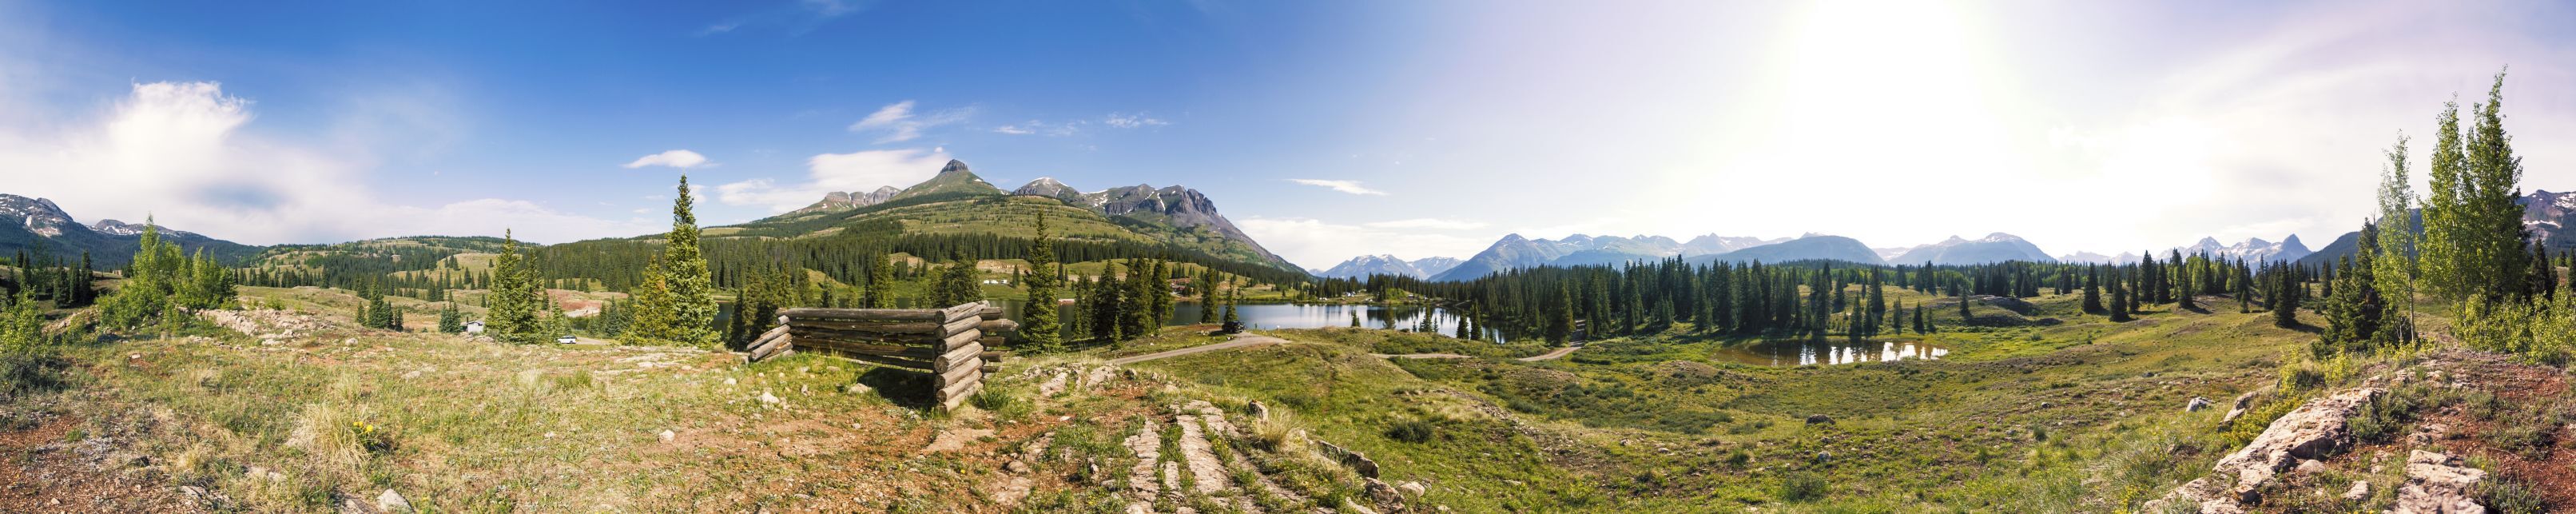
{"left": 2483, "top": 477, "right": 2549, "bottom": 514}
{"left": 1385, "top": 419, "right": 1437, "bottom": 444}
{"left": 1778, "top": 472, "right": 1827, "bottom": 502}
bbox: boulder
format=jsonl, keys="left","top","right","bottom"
{"left": 1363, "top": 477, "right": 1406, "bottom": 511}
{"left": 2394, "top": 450, "right": 2484, "bottom": 514}
{"left": 2186, "top": 396, "right": 2213, "bottom": 412}
{"left": 1806, "top": 414, "right": 1834, "bottom": 425}
{"left": 2145, "top": 388, "right": 2381, "bottom": 513}
{"left": 1316, "top": 440, "right": 1381, "bottom": 479}
{"left": 2341, "top": 480, "right": 2369, "bottom": 501}
{"left": 1397, "top": 480, "right": 1426, "bottom": 497}
{"left": 377, "top": 488, "right": 414, "bottom": 513}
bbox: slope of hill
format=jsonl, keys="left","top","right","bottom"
{"left": 730, "top": 160, "right": 1298, "bottom": 273}
{"left": 1694, "top": 233, "right": 1888, "bottom": 265}
{"left": 1888, "top": 233, "right": 2057, "bottom": 265}
{"left": 1429, "top": 233, "right": 1573, "bottom": 281}
{"left": 1408, "top": 257, "right": 1462, "bottom": 277}
{"left": 0, "top": 193, "right": 263, "bottom": 266}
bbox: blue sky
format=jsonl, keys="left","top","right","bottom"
{"left": 6, "top": 0, "right": 2576, "bottom": 269}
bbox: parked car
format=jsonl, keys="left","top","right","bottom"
{"left": 556, "top": 335, "right": 578, "bottom": 345}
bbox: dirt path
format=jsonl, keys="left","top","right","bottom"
{"left": 1107, "top": 333, "right": 1288, "bottom": 365}
{"left": 1371, "top": 353, "right": 1472, "bottom": 359}
{"left": 1517, "top": 345, "right": 1580, "bottom": 361}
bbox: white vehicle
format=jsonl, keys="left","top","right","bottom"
{"left": 556, "top": 335, "right": 578, "bottom": 345}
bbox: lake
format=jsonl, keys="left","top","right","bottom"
{"left": 988, "top": 300, "right": 1510, "bottom": 342}
{"left": 1706, "top": 339, "right": 1949, "bottom": 366}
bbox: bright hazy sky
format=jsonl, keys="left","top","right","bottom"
{"left": 5, "top": 1, "right": 2576, "bottom": 269}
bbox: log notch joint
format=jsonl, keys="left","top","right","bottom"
{"left": 757, "top": 301, "right": 1016, "bottom": 411}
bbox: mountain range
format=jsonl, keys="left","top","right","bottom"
{"left": 0, "top": 193, "right": 262, "bottom": 266}
{"left": 1310, "top": 255, "right": 1465, "bottom": 280}
{"left": 741, "top": 160, "right": 1299, "bottom": 271}
{"left": 1885, "top": 233, "right": 2057, "bottom": 265}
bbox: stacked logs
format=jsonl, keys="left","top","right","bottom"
{"left": 760, "top": 301, "right": 1018, "bottom": 411}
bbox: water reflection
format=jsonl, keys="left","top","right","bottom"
{"left": 1711, "top": 339, "right": 1949, "bottom": 366}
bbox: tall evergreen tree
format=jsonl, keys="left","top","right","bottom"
{"left": 659, "top": 175, "right": 720, "bottom": 346}
{"left": 486, "top": 229, "right": 544, "bottom": 343}
{"left": 1019, "top": 213, "right": 1065, "bottom": 351}
{"left": 865, "top": 253, "right": 894, "bottom": 309}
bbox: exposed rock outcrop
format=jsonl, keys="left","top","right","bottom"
{"left": 2394, "top": 450, "right": 2485, "bottom": 514}
{"left": 2146, "top": 388, "right": 2382, "bottom": 513}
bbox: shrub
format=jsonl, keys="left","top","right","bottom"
{"left": 1778, "top": 472, "right": 1827, "bottom": 502}
{"left": 1385, "top": 419, "right": 1437, "bottom": 444}
{"left": 2483, "top": 477, "right": 2548, "bottom": 514}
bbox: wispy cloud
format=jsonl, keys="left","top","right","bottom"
{"left": 849, "top": 100, "right": 973, "bottom": 143}
{"left": 1103, "top": 112, "right": 1169, "bottom": 128}
{"left": 1365, "top": 217, "right": 1486, "bottom": 230}
{"left": 1287, "top": 179, "right": 1386, "bottom": 196}
{"left": 710, "top": 148, "right": 953, "bottom": 212}
{"left": 696, "top": 0, "right": 877, "bottom": 36}
{"left": 992, "top": 125, "right": 1035, "bottom": 135}
{"left": 622, "top": 149, "right": 711, "bottom": 169}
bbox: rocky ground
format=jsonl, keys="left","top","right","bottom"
{"left": 2150, "top": 349, "right": 2574, "bottom": 513}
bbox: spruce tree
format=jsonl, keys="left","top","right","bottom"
{"left": 486, "top": 229, "right": 543, "bottom": 344}
{"left": 658, "top": 175, "right": 719, "bottom": 346}
{"left": 865, "top": 253, "right": 894, "bottom": 309}
{"left": 1019, "top": 213, "right": 1066, "bottom": 351}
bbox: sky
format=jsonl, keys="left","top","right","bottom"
{"left": 4, "top": 0, "right": 2576, "bottom": 269}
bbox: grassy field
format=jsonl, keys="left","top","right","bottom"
{"left": 5, "top": 283, "right": 2568, "bottom": 512}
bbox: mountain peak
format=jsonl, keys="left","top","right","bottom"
{"left": 940, "top": 159, "right": 972, "bottom": 174}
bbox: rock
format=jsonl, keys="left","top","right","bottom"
{"left": 377, "top": 488, "right": 414, "bottom": 513}
{"left": 845, "top": 383, "right": 872, "bottom": 394}
{"left": 658, "top": 429, "right": 676, "bottom": 443}
{"left": 2292, "top": 459, "right": 2327, "bottom": 476}
{"left": 1813, "top": 451, "right": 1832, "bottom": 464}
{"left": 1806, "top": 414, "right": 1834, "bottom": 425}
{"left": 757, "top": 390, "right": 781, "bottom": 404}
{"left": 1004, "top": 460, "right": 1029, "bottom": 473}
{"left": 2341, "top": 480, "right": 2370, "bottom": 501}
{"left": 1316, "top": 440, "right": 1381, "bottom": 478}
{"left": 1397, "top": 480, "right": 1426, "bottom": 497}
{"left": 2145, "top": 388, "right": 2382, "bottom": 513}
{"left": 723, "top": 377, "right": 737, "bottom": 385}
{"left": 2186, "top": 396, "right": 2213, "bottom": 412}
{"left": 1247, "top": 400, "right": 1270, "bottom": 420}
{"left": 1362, "top": 477, "right": 1406, "bottom": 510}
{"left": 2395, "top": 450, "right": 2484, "bottom": 514}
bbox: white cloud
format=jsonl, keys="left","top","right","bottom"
{"left": 1364, "top": 217, "right": 1488, "bottom": 230}
{"left": 711, "top": 148, "right": 952, "bottom": 212}
{"left": 849, "top": 100, "right": 973, "bottom": 143}
{"left": 622, "top": 149, "right": 711, "bottom": 169}
{"left": 1103, "top": 112, "right": 1168, "bottom": 128}
{"left": 1286, "top": 179, "right": 1387, "bottom": 196}
{"left": 0, "top": 81, "right": 653, "bottom": 245}
{"left": 993, "top": 125, "right": 1035, "bottom": 135}
{"left": 1237, "top": 217, "right": 1492, "bottom": 269}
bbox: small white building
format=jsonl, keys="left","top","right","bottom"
{"left": 463, "top": 321, "right": 485, "bottom": 334}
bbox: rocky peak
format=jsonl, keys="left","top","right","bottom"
{"left": 0, "top": 193, "right": 79, "bottom": 237}
{"left": 939, "top": 159, "right": 972, "bottom": 174}
{"left": 89, "top": 219, "right": 197, "bottom": 238}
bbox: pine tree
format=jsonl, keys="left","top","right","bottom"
{"left": 438, "top": 302, "right": 463, "bottom": 333}
{"left": 865, "top": 253, "right": 894, "bottom": 309}
{"left": 658, "top": 175, "right": 719, "bottom": 346}
{"left": 1019, "top": 213, "right": 1066, "bottom": 351}
{"left": 486, "top": 229, "right": 544, "bottom": 344}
